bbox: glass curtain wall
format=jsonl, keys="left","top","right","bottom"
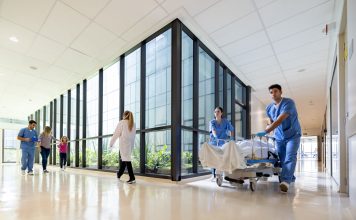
{"left": 181, "top": 31, "right": 193, "bottom": 175}
{"left": 3, "top": 129, "right": 19, "bottom": 163}
{"left": 102, "top": 61, "right": 120, "bottom": 170}
{"left": 145, "top": 29, "right": 172, "bottom": 175}
{"left": 70, "top": 86, "right": 77, "bottom": 167}
{"left": 124, "top": 48, "right": 141, "bottom": 172}
{"left": 28, "top": 20, "right": 250, "bottom": 180}
{"left": 86, "top": 74, "right": 99, "bottom": 168}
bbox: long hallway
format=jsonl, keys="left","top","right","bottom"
{"left": 0, "top": 160, "right": 354, "bottom": 220}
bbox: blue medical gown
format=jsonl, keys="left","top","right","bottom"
{"left": 209, "top": 118, "right": 234, "bottom": 146}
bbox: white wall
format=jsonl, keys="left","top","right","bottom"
{"left": 347, "top": 0, "right": 356, "bottom": 201}
{"left": 250, "top": 93, "right": 268, "bottom": 135}
{"left": 0, "top": 129, "right": 3, "bottom": 163}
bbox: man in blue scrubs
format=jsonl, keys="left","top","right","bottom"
{"left": 256, "top": 84, "right": 301, "bottom": 193}
{"left": 17, "top": 120, "right": 38, "bottom": 175}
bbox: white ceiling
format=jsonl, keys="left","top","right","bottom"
{"left": 0, "top": 0, "right": 335, "bottom": 135}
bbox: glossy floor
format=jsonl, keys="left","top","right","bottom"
{"left": 0, "top": 160, "right": 355, "bottom": 220}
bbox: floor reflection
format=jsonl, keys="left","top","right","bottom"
{"left": 0, "top": 161, "right": 355, "bottom": 220}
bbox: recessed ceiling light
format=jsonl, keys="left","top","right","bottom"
{"left": 298, "top": 68, "right": 306, "bottom": 72}
{"left": 9, "top": 36, "right": 19, "bottom": 42}
{"left": 30, "top": 66, "right": 38, "bottom": 70}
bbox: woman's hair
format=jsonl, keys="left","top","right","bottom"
{"left": 41, "top": 126, "right": 52, "bottom": 136}
{"left": 123, "top": 111, "right": 134, "bottom": 131}
{"left": 215, "top": 106, "right": 224, "bottom": 113}
{"left": 61, "top": 136, "right": 68, "bottom": 143}
{"left": 214, "top": 106, "right": 224, "bottom": 119}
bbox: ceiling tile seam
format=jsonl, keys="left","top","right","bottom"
{"left": 59, "top": 0, "right": 110, "bottom": 21}
{"left": 192, "top": 0, "right": 223, "bottom": 18}
{"left": 228, "top": 42, "right": 270, "bottom": 58}
{"left": 251, "top": 0, "right": 302, "bottom": 127}
{"left": 233, "top": 54, "right": 276, "bottom": 67}
{"left": 281, "top": 58, "right": 329, "bottom": 72}
{"left": 253, "top": 0, "right": 278, "bottom": 10}
{"left": 0, "top": 45, "right": 53, "bottom": 69}
{"left": 0, "top": 15, "right": 40, "bottom": 36}
{"left": 209, "top": 10, "right": 257, "bottom": 35}
{"left": 219, "top": 29, "right": 265, "bottom": 48}
{"left": 59, "top": 1, "right": 126, "bottom": 53}
{"left": 58, "top": 0, "right": 125, "bottom": 41}
{"left": 270, "top": 22, "right": 331, "bottom": 43}
{"left": 0, "top": 15, "right": 69, "bottom": 65}
{"left": 33, "top": 0, "right": 58, "bottom": 34}
{"left": 157, "top": 6, "right": 255, "bottom": 89}
{"left": 157, "top": 3, "right": 169, "bottom": 14}
{"left": 229, "top": 43, "right": 271, "bottom": 59}
{"left": 263, "top": 0, "right": 332, "bottom": 28}
{"left": 118, "top": 5, "right": 166, "bottom": 41}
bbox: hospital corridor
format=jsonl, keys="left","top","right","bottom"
{"left": 1, "top": 0, "right": 356, "bottom": 219}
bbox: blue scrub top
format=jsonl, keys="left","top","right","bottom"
{"left": 209, "top": 118, "right": 234, "bottom": 146}
{"left": 18, "top": 128, "right": 38, "bottom": 149}
{"left": 266, "top": 98, "right": 301, "bottom": 141}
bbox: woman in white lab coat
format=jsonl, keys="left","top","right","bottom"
{"left": 110, "top": 110, "right": 136, "bottom": 184}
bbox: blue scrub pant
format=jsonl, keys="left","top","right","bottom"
{"left": 21, "top": 147, "right": 35, "bottom": 172}
{"left": 276, "top": 136, "right": 300, "bottom": 184}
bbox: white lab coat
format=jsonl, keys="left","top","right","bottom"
{"left": 109, "top": 120, "right": 136, "bottom": 161}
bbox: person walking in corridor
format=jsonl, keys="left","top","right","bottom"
{"left": 17, "top": 120, "right": 38, "bottom": 175}
{"left": 38, "top": 126, "right": 58, "bottom": 173}
{"left": 110, "top": 111, "right": 136, "bottom": 184}
{"left": 256, "top": 84, "right": 301, "bottom": 193}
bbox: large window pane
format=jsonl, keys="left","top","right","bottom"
{"left": 87, "top": 74, "right": 99, "bottom": 137}
{"left": 182, "top": 31, "right": 193, "bottom": 127}
{"left": 219, "top": 66, "right": 224, "bottom": 107}
{"left": 198, "top": 48, "right": 215, "bottom": 131}
{"left": 70, "top": 87, "right": 77, "bottom": 138}
{"left": 103, "top": 61, "right": 120, "bottom": 135}
{"left": 181, "top": 130, "right": 193, "bottom": 175}
{"left": 102, "top": 134, "right": 140, "bottom": 172}
{"left": 235, "top": 80, "right": 245, "bottom": 104}
{"left": 146, "top": 29, "right": 172, "bottom": 128}
{"left": 124, "top": 48, "right": 140, "bottom": 129}
{"left": 235, "top": 104, "right": 245, "bottom": 139}
{"left": 86, "top": 138, "right": 98, "bottom": 168}
{"left": 70, "top": 87, "right": 76, "bottom": 167}
{"left": 56, "top": 97, "right": 60, "bottom": 165}
{"left": 80, "top": 83, "right": 84, "bottom": 139}
{"left": 145, "top": 130, "right": 171, "bottom": 175}
{"left": 63, "top": 93, "right": 68, "bottom": 137}
{"left": 226, "top": 73, "right": 232, "bottom": 121}
{"left": 3, "top": 130, "right": 19, "bottom": 163}
{"left": 45, "top": 104, "right": 50, "bottom": 127}
{"left": 198, "top": 132, "right": 210, "bottom": 173}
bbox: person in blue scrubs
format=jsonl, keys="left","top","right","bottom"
{"left": 209, "top": 107, "right": 234, "bottom": 180}
{"left": 256, "top": 84, "right": 301, "bottom": 193}
{"left": 17, "top": 120, "right": 38, "bottom": 175}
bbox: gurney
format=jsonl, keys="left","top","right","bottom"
{"left": 199, "top": 136, "right": 281, "bottom": 191}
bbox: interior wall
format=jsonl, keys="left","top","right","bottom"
{"left": 347, "top": 0, "right": 356, "bottom": 201}
{"left": 250, "top": 93, "right": 268, "bottom": 135}
{"left": 0, "top": 129, "right": 3, "bottom": 163}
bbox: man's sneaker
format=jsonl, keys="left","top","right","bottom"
{"left": 280, "top": 181, "right": 289, "bottom": 193}
{"left": 28, "top": 171, "right": 34, "bottom": 175}
{"left": 21, "top": 170, "right": 26, "bottom": 175}
{"left": 44, "top": 170, "right": 49, "bottom": 173}
{"left": 127, "top": 179, "right": 136, "bottom": 184}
